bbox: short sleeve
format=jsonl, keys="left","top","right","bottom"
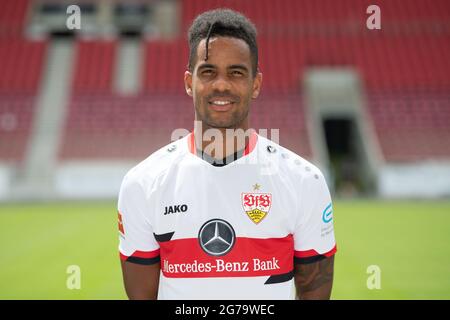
{"left": 294, "top": 172, "right": 337, "bottom": 264}
{"left": 118, "top": 174, "right": 160, "bottom": 265}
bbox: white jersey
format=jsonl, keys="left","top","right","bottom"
{"left": 118, "top": 131, "right": 337, "bottom": 300}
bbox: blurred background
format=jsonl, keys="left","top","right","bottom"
{"left": 0, "top": 0, "right": 449, "bottom": 299}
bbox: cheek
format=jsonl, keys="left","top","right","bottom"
{"left": 241, "top": 82, "right": 255, "bottom": 100}
{"left": 192, "top": 81, "right": 206, "bottom": 99}
{"left": 192, "top": 87, "right": 208, "bottom": 110}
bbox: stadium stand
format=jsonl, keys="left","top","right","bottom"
{"left": 179, "top": 0, "right": 450, "bottom": 162}
{"left": 0, "top": 0, "right": 30, "bottom": 39}
{"left": 1, "top": 0, "right": 449, "bottom": 165}
{"left": 0, "top": 0, "right": 47, "bottom": 164}
{"left": 0, "top": 39, "right": 47, "bottom": 163}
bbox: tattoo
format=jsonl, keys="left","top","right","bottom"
{"left": 294, "top": 256, "right": 334, "bottom": 300}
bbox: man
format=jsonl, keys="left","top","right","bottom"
{"left": 118, "top": 9, "right": 337, "bottom": 300}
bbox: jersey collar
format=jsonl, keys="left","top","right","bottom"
{"left": 187, "top": 129, "right": 258, "bottom": 161}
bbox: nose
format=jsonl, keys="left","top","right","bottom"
{"left": 211, "top": 74, "right": 231, "bottom": 92}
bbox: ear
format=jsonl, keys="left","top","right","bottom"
{"left": 252, "top": 72, "right": 262, "bottom": 99}
{"left": 184, "top": 71, "right": 193, "bottom": 97}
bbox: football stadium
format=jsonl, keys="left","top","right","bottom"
{"left": 0, "top": 0, "right": 449, "bottom": 300}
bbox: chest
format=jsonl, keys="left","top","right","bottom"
{"left": 149, "top": 165, "right": 298, "bottom": 241}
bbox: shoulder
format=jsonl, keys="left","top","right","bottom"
{"left": 120, "top": 135, "right": 189, "bottom": 192}
{"left": 255, "top": 134, "right": 328, "bottom": 188}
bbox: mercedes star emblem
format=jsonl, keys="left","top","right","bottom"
{"left": 198, "top": 219, "right": 236, "bottom": 256}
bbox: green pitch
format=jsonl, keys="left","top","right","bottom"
{"left": 0, "top": 200, "right": 449, "bottom": 299}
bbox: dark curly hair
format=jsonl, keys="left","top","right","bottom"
{"left": 187, "top": 8, "right": 258, "bottom": 77}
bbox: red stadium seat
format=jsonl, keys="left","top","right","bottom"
{"left": 28, "top": 0, "right": 450, "bottom": 161}
{"left": 0, "top": 39, "right": 47, "bottom": 162}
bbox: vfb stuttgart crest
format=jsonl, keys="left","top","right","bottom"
{"left": 241, "top": 192, "right": 272, "bottom": 224}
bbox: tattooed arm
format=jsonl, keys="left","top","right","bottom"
{"left": 294, "top": 256, "right": 335, "bottom": 300}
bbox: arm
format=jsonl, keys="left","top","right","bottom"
{"left": 121, "top": 260, "right": 160, "bottom": 300}
{"left": 118, "top": 175, "right": 161, "bottom": 300}
{"left": 294, "top": 169, "right": 337, "bottom": 300}
{"left": 294, "top": 255, "right": 334, "bottom": 300}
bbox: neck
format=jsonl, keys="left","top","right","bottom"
{"left": 193, "top": 120, "right": 251, "bottom": 160}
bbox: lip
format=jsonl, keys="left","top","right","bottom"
{"left": 208, "top": 100, "right": 235, "bottom": 112}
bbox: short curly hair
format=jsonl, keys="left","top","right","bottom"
{"left": 187, "top": 8, "right": 258, "bottom": 77}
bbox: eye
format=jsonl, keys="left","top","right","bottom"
{"left": 231, "top": 70, "right": 244, "bottom": 77}
{"left": 201, "top": 69, "right": 214, "bottom": 76}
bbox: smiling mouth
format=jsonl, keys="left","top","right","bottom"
{"left": 210, "top": 100, "right": 234, "bottom": 105}
{"left": 208, "top": 100, "right": 235, "bottom": 111}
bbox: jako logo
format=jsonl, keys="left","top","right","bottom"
{"left": 164, "top": 204, "right": 188, "bottom": 215}
{"left": 322, "top": 203, "right": 333, "bottom": 223}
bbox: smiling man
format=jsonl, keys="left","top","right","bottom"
{"left": 185, "top": 13, "right": 262, "bottom": 163}
{"left": 118, "top": 9, "right": 337, "bottom": 300}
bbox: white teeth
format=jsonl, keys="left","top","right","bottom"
{"left": 212, "top": 101, "right": 231, "bottom": 105}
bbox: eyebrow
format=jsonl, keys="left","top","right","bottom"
{"left": 228, "top": 64, "right": 249, "bottom": 73}
{"left": 197, "top": 64, "right": 216, "bottom": 71}
{"left": 228, "top": 64, "right": 248, "bottom": 71}
{"left": 197, "top": 63, "right": 249, "bottom": 73}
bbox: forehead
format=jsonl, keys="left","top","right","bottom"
{"left": 195, "top": 36, "right": 251, "bottom": 67}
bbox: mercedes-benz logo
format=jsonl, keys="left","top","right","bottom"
{"left": 198, "top": 219, "right": 235, "bottom": 256}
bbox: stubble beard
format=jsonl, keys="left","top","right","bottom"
{"left": 195, "top": 99, "right": 250, "bottom": 130}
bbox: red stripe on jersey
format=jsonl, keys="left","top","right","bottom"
{"left": 119, "top": 252, "right": 128, "bottom": 261}
{"left": 187, "top": 130, "right": 258, "bottom": 156}
{"left": 243, "top": 130, "right": 258, "bottom": 155}
{"left": 294, "top": 245, "right": 337, "bottom": 258}
{"left": 118, "top": 211, "right": 125, "bottom": 235}
{"left": 159, "top": 235, "right": 293, "bottom": 278}
{"left": 120, "top": 249, "right": 160, "bottom": 261}
{"left": 188, "top": 131, "right": 195, "bottom": 154}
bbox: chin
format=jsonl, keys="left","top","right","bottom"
{"left": 206, "top": 121, "right": 235, "bottom": 129}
